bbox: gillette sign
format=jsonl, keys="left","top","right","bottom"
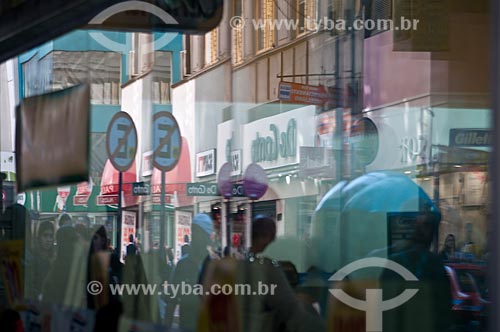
{"left": 449, "top": 129, "right": 492, "bottom": 147}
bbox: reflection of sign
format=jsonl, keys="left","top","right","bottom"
{"left": 97, "top": 195, "right": 119, "bottom": 206}
{"left": 251, "top": 119, "right": 297, "bottom": 163}
{"left": 243, "top": 106, "right": 316, "bottom": 170}
{"left": 153, "top": 112, "right": 182, "bottom": 172}
{"left": 387, "top": 212, "right": 419, "bottom": 254}
{"left": 230, "top": 150, "right": 242, "bottom": 176}
{"left": 243, "top": 164, "right": 268, "bottom": 200}
{"left": 231, "top": 184, "right": 245, "bottom": 198}
{"left": 196, "top": 149, "right": 216, "bottom": 177}
{"left": 106, "top": 112, "right": 137, "bottom": 172}
{"left": 449, "top": 129, "right": 492, "bottom": 147}
{"left": 187, "top": 183, "right": 219, "bottom": 196}
{"left": 217, "top": 163, "right": 233, "bottom": 198}
{"left": 279, "top": 82, "right": 336, "bottom": 106}
{"left": 74, "top": 180, "right": 93, "bottom": 206}
{"left": 400, "top": 136, "right": 428, "bottom": 164}
{"left": 132, "top": 182, "right": 150, "bottom": 196}
{"left": 329, "top": 257, "right": 419, "bottom": 332}
{"left": 73, "top": 195, "right": 90, "bottom": 206}
{"left": 299, "top": 147, "right": 336, "bottom": 179}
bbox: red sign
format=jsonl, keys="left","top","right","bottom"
{"left": 279, "top": 82, "right": 338, "bottom": 106}
{"left": 77, "top": 181, "right": 92, "bottom": 196}
{"left": 73, "top": 195, "right": 90, "bottom": 206}
{"left": 97, "top": 195, "right": 119, "bottom": 206}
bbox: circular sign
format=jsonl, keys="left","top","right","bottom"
{"left": 349, "top": 117, "right": 379, "bottom": 166}
{"left": 217, "top": 163, "right": 233, "bottom": 199}
{"left": 152, "top": 112, "right": 182, "bottom": 172}
{"left": 1, "top": 190, "right": 5, "bottom": 202}
{"left": 243, "top": 163, "right": 268, "bottom": 200}
{"left": 106, "top": 112, "right": 138, "bottom": 172}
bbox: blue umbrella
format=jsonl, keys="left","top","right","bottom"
{"left": 309, "top": 171, "right": 440, "bottom": 273}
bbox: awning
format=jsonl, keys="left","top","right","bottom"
{"left": 99, "top": 159, "right": 138, "bottom": 207}
{"left": 151, "top": 137, "right": 193, "bottom": 207}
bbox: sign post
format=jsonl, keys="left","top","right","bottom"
{"left": 152, "top": 112, "right": 182, "bottom": 251}
{"left": 106, "top": 112, "right": 137, "bottom": 254}
{"left": 217, "top": 163, "right": 233, "bottom": 256}
{"left": 243, "top": 164, "right": 269, "bottom": 248}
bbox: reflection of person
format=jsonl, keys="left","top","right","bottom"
{"left": 32, "top": 221, "right": 55, "bottom": 299}
{"left": 380, "top": 212, "right": 453, "bottom": 332}
{"left": 58, "top": 213, "right": 73, "bottom": 227}
{"left": 200, "top": 215, "right": 325, "bottom": 332}
{"left": 87, "top": 225, "right": 113, "bottom": 310}
{"left": 249, "top": 214, "right": 276, "bottom": 256}
{"left": 165, "top": 213, "right": 214, "bottom": 330}
{"left": 41, "top": 226, "right": 86, "bottom": 307}
{"left": 126, "top": 234, "right": 138, "bottom": 257}
{"left": 439, "top": 234, "right": 457, "bottom": 261}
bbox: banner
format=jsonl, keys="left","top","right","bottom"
{"left": 16, "top": 84, "right": 90, "bottom": 192}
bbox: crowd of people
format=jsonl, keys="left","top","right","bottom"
{"left": 0, "top": 205, "right": 459, "bottom": 332}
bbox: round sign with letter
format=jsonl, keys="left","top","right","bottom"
{"left": 243, "top": 163, "right": 268, "bottom": 200}
{"left": 152, "top": 112, "right": 182, "bottom": 172}
{"left": 106, "top": 112, "right": 138, "bottom": 172}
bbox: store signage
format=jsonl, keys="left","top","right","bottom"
{"left": 230, "top": 150, "right": 242, "bottom": 176}
{"left": 243, "top": 164, "right": 268, "bottom": 200}
{"left": 73, "top": 195, "right": 89, "bottom": 206}
{"left": 279, "top": 82, "right": 335, "bottom": 106}
{"left": 187, "top": 183, "right": 220, "bottom": 196}
{"left": 106, "top": 112, "right": 137, "bottom": 172}
{"left": 449, "top": 129, "right": 492, "bottom": 147}
{"left": 132, "top": 182, "right": 150, "bottom": 196}
{"left": 232, "top": 184, "right": 245, "bottom": 197}
{"left": 76, "top": 181, "right": 92, "bottom": 196}
{"left": 217, "top": 163, "right": 233, "bottom": 198}
{"left": 251, "top": 119, "right": 297, "bottom": 163}
{"left": 196, "top": 149, "right": 216, "bottom": 177}
{"left": 97, "top": 195, "right": 119, "bottom": 205}
{"left": 152, "top": 112, "right": 182, "bottom": 172}
{"left": 400, "top": 136, "right": 429, "bottom": 164}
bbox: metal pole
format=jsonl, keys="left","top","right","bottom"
{"left": 160, "top": 170, "right": 166, "bottom": 251}
{"left": 117, "top": 171, "right": 123, "bottom": 256}
{"left": 225, "top": 198, "right": 231, "bottom": 256}
{"left": 489, "top": 0, "right": 499, "bottom": 331}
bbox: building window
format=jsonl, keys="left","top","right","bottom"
{"left": 48, "top": 51, "right": 121, "bottom": 105}
{"left": 205, "top": 28, "right": 219, "bottom": 66}
{"left": 232, "top": 0, "right": 244, "bottom": 64}
{"left": 257, "top": 0, "right": 275, "bottom": 51}
{"left": 152, "top": 51, "right": 172, "bottom": 104}
{"left": 364, "top": 0, "right": 392, "bottom": 38}
{"left": 22, "top": 53, "right": 53, "bottom": 98}
{"left": 297, "top": 0, "right": 317, "bottom": 35}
